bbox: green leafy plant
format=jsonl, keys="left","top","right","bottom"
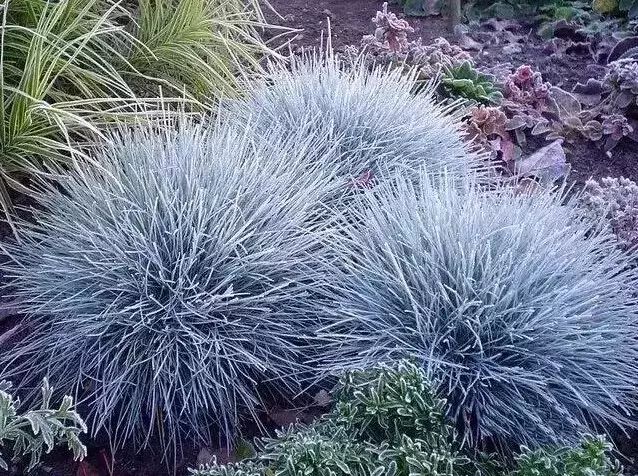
{"left": 191, "top": 362, "right": 467, "bottom": 476}
{"left": 191, "top": 361, "right": 622, "bottom": 476}
{"left": 0, "top": 379, "right": 86, "bottom": 472}
{"left": 191, "top": 362, "right": 624, "bottom": 475}
{"left": 465, "top": 0, "right": 559, "bottom": 20}
{"left": 331, "top": 361, "right": 450, "bottom": 445}
{"left": 441, "top": 60, "right": 504, "bottom": 104}
{"left": 513, "top": 436, "right": 622, "bottom": 476}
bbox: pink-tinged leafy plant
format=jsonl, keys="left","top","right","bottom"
{"left": 466, "top": 105, "right": 516, "bottom": 162}
{"left": 358, "top": 4, "right": 471, "bottom": 80}
{"left": 502, "top": 65, "right": 554, "bottom": 144}
{"left": 604, "top": 59, "right": 638, "bottom": 108}
{"left": 602, "top": 113, "right": 634, "bottom": 144}
{"left": 365, "top": 2, "right": 414, "bottom": 53}
{"left": 580, "top": 176, "right": 638, "bottom": 251}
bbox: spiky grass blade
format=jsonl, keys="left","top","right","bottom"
{"left": 224, "top": 53, "right": 487, "bottom": 191}
{"left": 0, "top": 115, "right": 341, "bottom": 459}
{"left": 316, "top": 172, "right": 638, "bottom": 450}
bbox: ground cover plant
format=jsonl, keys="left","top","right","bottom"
{"left": 190, "top": 362, "right": 624, "bottom": 476}
{"left": 315, "top": 171, "right": 638, "bottom": 450}
{"left": 0, "top": 115, "right": 344, "bottom": 462}
{"left": 0, "top": 379, "right": 86, "bottom": 472}
{"left": 580, "top": 176, "right": 638, "bottom": 250}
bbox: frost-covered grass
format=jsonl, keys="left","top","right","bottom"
{"left": 0, "top": 116, "right": 341, "bottom": 455}
{"left": 316, "top": 172, "right": 638, "bottom": 449}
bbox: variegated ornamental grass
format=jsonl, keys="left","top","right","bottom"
{"left": 0, "top": 0, "right": 281, "bottom": 231}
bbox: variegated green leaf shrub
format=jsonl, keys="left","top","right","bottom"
{"left": 513, "top": 435, "right": 622, "bottom": 476}
{"left": 0, "top": 115, "right": 342, "bottom": 458}
{"left": 190, "top": 361, "right": 466, "bottom": 476}
{"left": 190, "top": 362, "right": 623, "bottom": 475}
{"left": 0, "top": 379, "right": 86, "bottom": 472}
{"left": 316, "top": 171, "right": 638, "bottom": 451}
{"left": 331, "top": 361, "right": 451, "bottom": 446}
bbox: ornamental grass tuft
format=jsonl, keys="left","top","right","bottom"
{"left": 316, "top": 172, "right": 638, "bottom": 450}
{"left": 0, "top": 115, "right": 340, "bottom": 456}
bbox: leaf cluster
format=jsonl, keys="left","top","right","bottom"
{"left": 0, "top": 379, "right": 86, "bottom": 472}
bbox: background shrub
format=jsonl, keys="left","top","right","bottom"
{"left": 579, "top": 176, "right": 638, "bottom": 251}
{"left": 0, "top": 116, "right": 339, "bottom": 456}
{"left": 315, "top": 172, "right": 638, "bottom": 450}
{"left": 223, "top": 54, "right": 485, "bottom": 197}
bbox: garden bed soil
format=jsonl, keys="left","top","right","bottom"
{"left": 265, "top": 0, "right": 638, "bottom": 187}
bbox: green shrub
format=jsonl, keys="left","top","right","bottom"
{"left": 0, "top": 379, "right": 86, "bottom": 472}
{"left": 513, "top": 436, "right": 622, "bottom": 476}
{"left": 191, "top": 362, "right": 467, "bottom": 476}
{"left": 331, "top": 361, "right": 450, "bottom": 445}
{"left": 190, "top": 362, "right": 624, "bottom": 476}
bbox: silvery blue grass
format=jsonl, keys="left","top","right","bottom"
{"left": 224, "top": 53, "right": 486, "bottom": 188}
{"left": 0, "top": 116, "right": 342, "bottom": 456}
{"left": 316, "top": 172, "right": 638, "bottom": 450}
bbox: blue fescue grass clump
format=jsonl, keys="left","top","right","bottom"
{"left": 224, "top": 53, "right": 485, "bottom": 189}
{"left": 0, "top": 116, "right": 341, "bottom": 455}
{"left": 316, "top": 172, "right": 638, "bottom": 451}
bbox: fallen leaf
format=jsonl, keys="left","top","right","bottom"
{"left": 572, "top": 78, "right": 603, "bottom": 106}
{"left": 515, "top": 140, "right": 569, "bottom": 184}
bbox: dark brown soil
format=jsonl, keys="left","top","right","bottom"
{"left": 264, "top": 0, "right": 450, "bottom": 51}
{"left": 265, "top": 0, "right": 638, "bottom": 187}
